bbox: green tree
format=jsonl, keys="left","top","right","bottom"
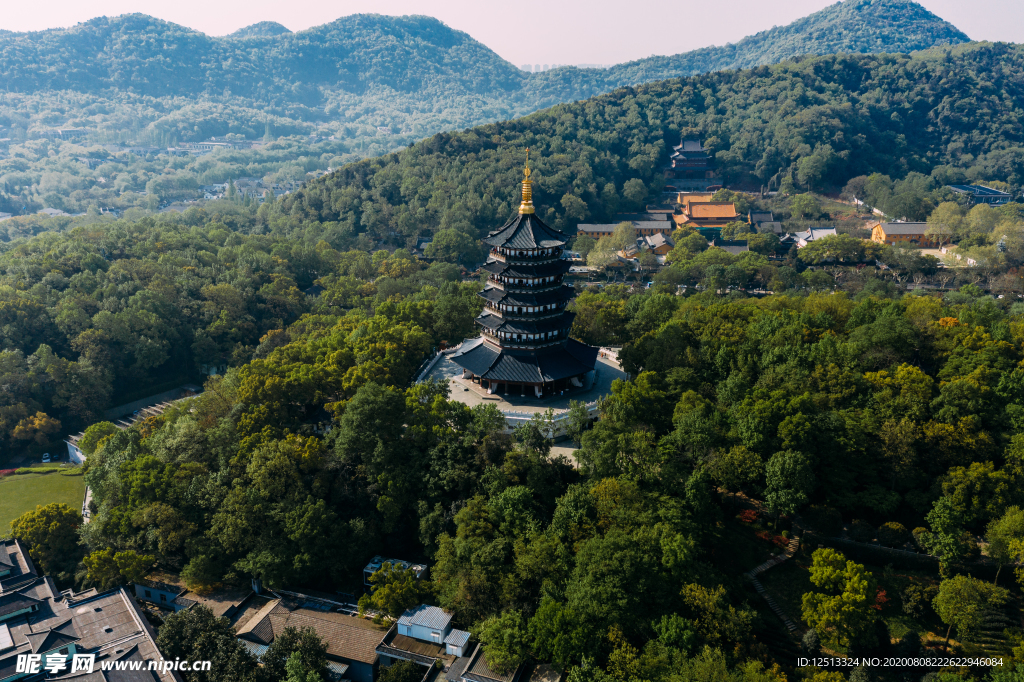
{"left": 10, "top": 503, "right": 82, "bottom": 578}
{"left": 83, "top": 548, "right": 155, "bottom": 589}
{"left": 921, "top": 496, "right": 973, "bottom": 576}
{"left": 476, "top": 609, "right": 530, "bottom": 675}
{"left": 933, "top": 574, "right": 1008, "bottom": 650}
{"left": 262, "top": 627, "right": 329, "bottom": 682}
{"left": 987, "top": 506, "right": 1024, "bottom": 585}
{"left": 379, "top": 660, "right": 424, "bottom": 682}
{"left": 357, "top": 562, "right": 431, "bottom": 622}
{"left": 284, "top": 652, "right": 323, "bottom": 682}
{"left": 564, "top": 400, "right": 591, "bottom": 447}
{"left": 78, "top": 421, "right": 119, "bottom": 456}
{"left": 157, "top": 606, "right": 259, "bottom": 682}
{"left": 573, "top": 235, "right": 597, "bottom": 258}
{"left": 801, "top": 548, "right": 878, "bottom": 649}
{"left": 926, "top": 202, "right": 964, "bottom": 246}
{"left": 790, "top": 194, "right": 822, "bottom": 219}
{"left": 764, "top": 450, "right": 814, "bottom": 521}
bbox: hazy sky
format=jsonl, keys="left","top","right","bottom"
{"left": 2, "top": 0, "right": 1021, "bottom": 66}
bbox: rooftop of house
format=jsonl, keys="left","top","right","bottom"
{"left": 687, "top": 203, "right": 738, "bottom": 219}
{"left": 0, "top": 539, "right": 37, "bottom": 590}
{"left": 236, "top": 594, "right": 386, "bottom": 665}
{"left": 460, "top": 643, "right": 521, "bottom": 682}
{"left": 874, "top": 222, "right": 930, "bottom": 234}
{"left": 645, "top": 233, "right": 674, "bottom": 249}
{"left": 398, "top": 605, "right": 452, "bottom": 631}
{"left": 947, "top": 184, "right": 1011, "bottom": 197}
{"left": 749, "top": 211, "right": 775, "bottom": 223}
{"left": 137, "top": 571, "right": 187, "bottom": 594}
{"left": 613, "top": 213, "right": 668, "bottom": 222}
{"left": 0, "top": 580, "right": 176, "bottom": 682}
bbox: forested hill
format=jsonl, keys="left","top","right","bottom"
{"left": 281, "top": 42, "right": 1024, "bottom": 243}
{"left": 0, "top": 0, "right": 967, "bottom": 103}
{"left": 583, "top": 0, "right": 970, "bottom": 90}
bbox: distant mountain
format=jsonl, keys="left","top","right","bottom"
{"left": 228, "top": 21, "right": 291, "bottom": 39}
{"left": 0, "top": 1, "right": 972, "bottom": 149}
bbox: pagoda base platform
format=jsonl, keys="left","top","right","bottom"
{"left": 426, "top": 355, "right": 627, "bottom": 414}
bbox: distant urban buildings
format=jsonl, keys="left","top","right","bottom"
{"left": 519, "top": 63, "right": 611, "bottom": 72}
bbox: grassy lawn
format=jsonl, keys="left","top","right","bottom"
{"left": 0, "top": 472, "right": 86, "bottom": 532}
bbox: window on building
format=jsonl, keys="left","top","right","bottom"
{"left": 431, "top": 631, "right": 441, "bottom": 641}
{"left": 160, "top": 594, "right": 167, "bottom": 602}
{"left": 145, "top": 590, "right": 152, "bottom": 598}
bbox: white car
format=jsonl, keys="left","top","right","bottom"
{"left": 42, "top": 453, "right": 51, "bottom": 463}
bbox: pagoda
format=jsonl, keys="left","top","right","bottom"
{"left": 450, "top": 153, "right": 598, "bottom": 398}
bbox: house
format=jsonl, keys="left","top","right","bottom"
{"left": 362, "top": 557, "right": 427, "bottom": 588}
{"left": 780, "top": 227, "right": 838, "bottom": 248}
{"left": 869, "top": 222, "right": 938, "bottom": 247}
{"left": 0, "top": 540, "right": 176, "bottom": 682}
{"left": 235, "top": 592, "right": 384, "bottom": 682}
{"left": 445, "top": 643, "right": 524, "bottom": 682}
{"left": 681, "top": 203, "right": 739, "bottom": 229}
{"left": 757, "top": 221, "right": 785, "bottom": 235}
{"left": 645, "top": 204, "right": 677, "bottom": 214}
{"left": 708, "top": 238, "right": 749, "bottom": 255}
{"left": 748, "top": 211, "right": 775, "bottom": 228}
{"left": 376, "top": 605, "right": 471, "bottom": 675}
{"left": 134, "top": 572, "right": 189, "bottom": 611}
{"left": 612, "top": 213, "right": 669, "bottom": 223}
{"left": 577, "top": 222, "right": 672, "bottom": 239}
{"left": 0, "top": 540, "right": 36, "bottom": 593}
{"left": 643, "top": 233, "right": 674, "bottom": 255}
{"left": 947, "top": 184, "right": 1011, "bottom": 206}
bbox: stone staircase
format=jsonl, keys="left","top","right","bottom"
{"left": 745, "top": 534, "right": 801, "bottom": 632}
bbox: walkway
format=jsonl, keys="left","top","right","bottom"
{"left": 745, "top": 533, "right": 801, "bottom": 632}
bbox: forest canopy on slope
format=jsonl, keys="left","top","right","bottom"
{"left": 278, "top": 43, "right": 1024, "bottom": 245}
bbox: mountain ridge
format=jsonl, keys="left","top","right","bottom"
{"left": 0, "top": 1, "right": 970, "bottom": 100}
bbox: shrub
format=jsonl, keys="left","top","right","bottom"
{"left": 738, "top": 509, "right": 758, "bottom": 524}
{"left": 877, "top": 522, "right": 911, "bottom": 547}
{"left": 15, "top": 467, "right": 59, "bottom": 475}
{"left": 911, "top": 527, "right": 930, "bottom": 550}
{"left": 803, "top": 505, "right": 842, "bottom": 535}
{"left": 0, "top": 469, "right": 15, "bottom": 478}
{"left": 848, "top": 519, "right": 875, "bottom": 542}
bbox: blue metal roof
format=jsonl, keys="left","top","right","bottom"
{"left": 238, "top": 640, "right": 269, "bottom": 659}
{"left": 397, "top": 604, "right": 452, "bottom": 630}
{"left": 444, "top": 629, "right": 470, "bottom": 647}
{"left": 948, "top": 184, "right": 1010, "bottom": 197}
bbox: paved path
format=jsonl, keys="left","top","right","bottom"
{"left": 434, "top": 356, "right": 627, "bottom": 414}
{"left": 745, "top": 534, "right": 801, "bottom": 632}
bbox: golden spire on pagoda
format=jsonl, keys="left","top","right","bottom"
{"left": 518, "top": 148, "right": 535, "bottom": 214}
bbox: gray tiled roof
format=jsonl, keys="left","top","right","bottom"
{"left": 483, "top": 214, "right": 567, "bottom": 249}
{"left": 398, "top": 605, "right": 452, "bottom": 631}
{"left": 444, "top": 629, "right": 470, "bottom": 647}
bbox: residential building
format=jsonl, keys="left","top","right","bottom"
{"left": 645, "top": 204, "right": 677, "bottom": 214}
{"left": 748, "top": 211, "right": 775, "bottom": 228}
{"left": 445, "top": 643, "right": 524, "bottom": 682}
{"left": 947, "top": 184, "right": 1011, "bottom": 206}
{"left": 781, "top": 227, "right": 838, "bottom": 248}
{"left": 362, "top": 557, "right": 427, "bottom": 588}
{"left": 133, "top": 572, "right": 187, "bottom": 611}
{"left": 708, "top": 238, "right": 749, "bottom": 255}
{"left": 643, "top": 233, "right": 674, "bottom": 255}
{"left": 0, "top": 540, "right": 37, "bottom": 592}
{"left": 235, "top": 592, "right": 384, "bottom": 682}
{"left": 577, "top": 221, "right": 672, "bottom": 239}
{"left": 0, "top": 541, "right": 177, "bottom": 682}
{"left": 375, "top": 605, "right": 471, "bottom": 676}
{"left": 612, "top": 213, "right": 669, "bottom": 223}
{"left": 869, "top": 222, "right": 938, "bottom": 247}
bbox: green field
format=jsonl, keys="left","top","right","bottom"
{"left": 0, "top": 472, "right": 87, "bottom": 533}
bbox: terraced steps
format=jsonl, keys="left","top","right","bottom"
{"left": 745, "top": 534, "right": 801, "bottom": 632}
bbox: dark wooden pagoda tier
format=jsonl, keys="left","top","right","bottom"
{"left": 450, "top": 157, "right": 598, "bottom": 397}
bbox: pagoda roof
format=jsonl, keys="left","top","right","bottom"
{"left": 481, "top": 259, "right": 571, "bottom": 278}
{"left": 479, "top": 285, "right": 575, "bottom": 307}
{"left": 476, "top": 311, "right": 573, "bottom": 335}
{"left": 483, "top": 213, "right": 567, "bottom": 249}
{"left": 450, "top": 337, "right": 598, "bottom": 384}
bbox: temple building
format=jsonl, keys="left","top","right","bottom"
{"left": 450, "top": 155, "right": 598, "bottom": 398}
